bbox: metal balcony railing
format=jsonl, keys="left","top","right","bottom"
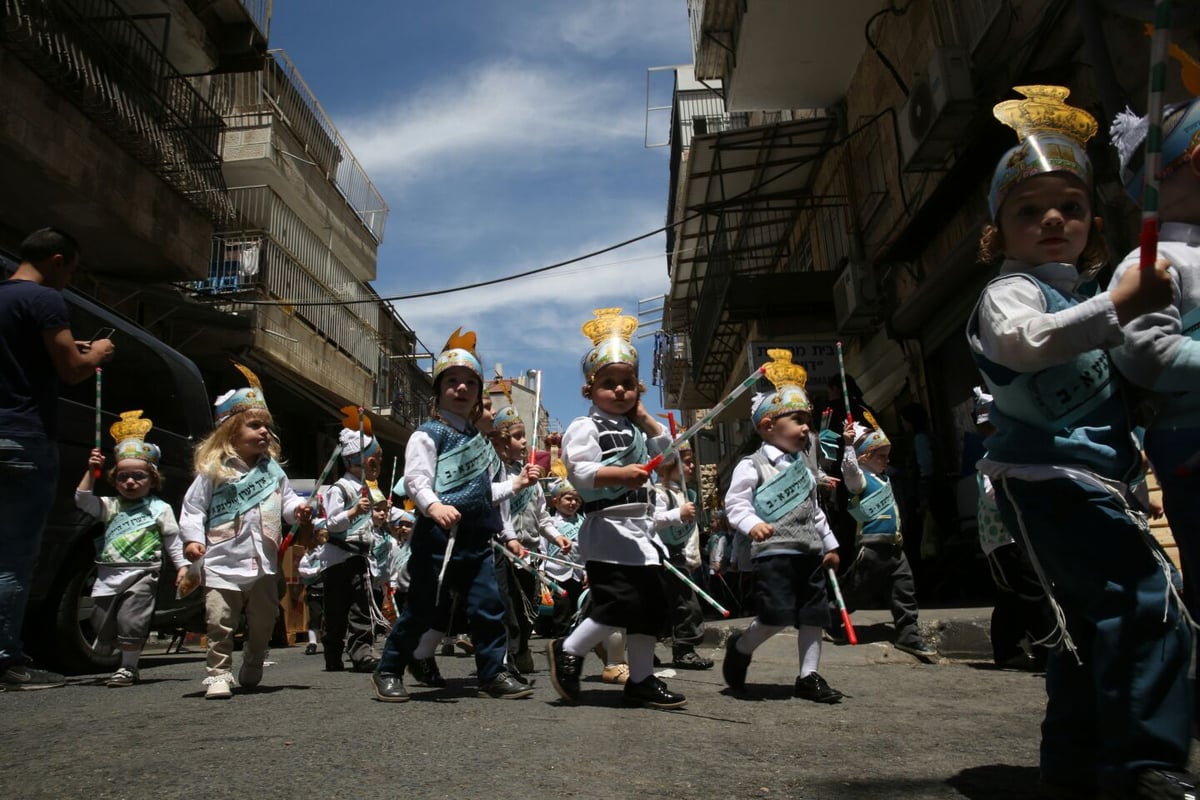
{"left": 675, "top": 91, "right": 749, "bottom": 150}
{"left": 211, "top": 50, "right": 389, "bottom": 243}
{"left": 237, "top": 0, "right": 270, "bottom": 40}
{"left": 1, "top": 0, "right": 235, "bottom": 224}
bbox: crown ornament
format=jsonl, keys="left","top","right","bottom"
{"left": 111, "top": 410, "right": 153, "bottom": 444}
{"left": 762, "top": 348, "right": 808, "bottom": 391}
{"left": 993, "top": 85, "right": 1098, "bottom": 145}
{"left": 581, "top": 308, "right": 638, "bottom": 345}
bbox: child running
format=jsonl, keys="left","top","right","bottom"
{"left": 179, "top": 363, "right": 310, "bottom": 700}
{"left": 549, "top": 307, "right": 685, "bottom": 709}
{"left": 372, "top": 329, "right": 535, "bottom": 702}
{"left": 721, "top": 350, "right": 843, "bottom": 703}
{"left": 75, "top": 411, "right": 186, "bottom": 687}
{"left": 967, "top": 86, "right": 1187, "bottom": 799}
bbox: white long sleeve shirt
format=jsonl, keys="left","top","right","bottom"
{"left": 179, "top": 458, "right": 303, "bottom": 591}
{"left": 724, "top": 443, "right": 838, "bottom": 555}
{"left": 401, "top": 410, "right": 518, "bottom": 541}
{"left": 562, "top": 407, "right": 672, "bottom": 566}
{"left": 74, "top": 490, "right": 186, "bottom": 596}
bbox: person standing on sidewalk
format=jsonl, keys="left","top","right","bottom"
{"left": 0, "top": 227, "right": 114, "bottom": 691}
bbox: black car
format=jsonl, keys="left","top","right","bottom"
{"left": 7, "top": 264, "right": 214, "bottom": 674}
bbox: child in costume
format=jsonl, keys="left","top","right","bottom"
{"left": 372, "top": 329, "right": 536, "bottom": 702}
{"left": 545, "top": 473, "right": 585, "bottom": 638}
{"left": 75, "top": 411, "right": 187, "bottom": 687}
{"left": 490, "top": 402, "right": 571, "bottom": 674}
{"left": 1110, "top": 96, "right": 1200, "bottom": 726}
{"left": 971, "top": 388, "right": 1052, "bottom": 670}
{"left": 297, "top": 535, "right": 327, "bottom": 656}
{"left": 179, "top": 363, "right": 310, "bottom": 700}
{"left": 386, "top": 508, "right": 414, "bottom": 616}
{"left": 548, "top": 307, "right": 685, "bottom": 709}
{"left": 653, "top": 445, "right": 712, "bottom": 669}
{"left": 318, "top": 427, "right": 383, "bottom": 674}
{"left": 967, "top": 86, "right": 1188, "bottom": 798}
{"left": 834, "top": 418, "right": 936, "bottom": 660}
{"left": 721, "top": 350, "right": 843, "bottom": 703}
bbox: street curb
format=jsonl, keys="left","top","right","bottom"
{"left": 697, "top": 607, "right": 995, "bottom": 661}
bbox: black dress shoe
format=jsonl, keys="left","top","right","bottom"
{"left": 1100, "top": 768, "right": 1200, "bottom": 800}
{"left": 477, "top": 671, "right": 535, "bottom": 699}
{"left": 547, "top": 639, "right": 582, "bottom": 704}
{"left": 407, "top": 657, "right": 446, "bottom": 687}
{"left": 372, "top": 672, "right": 409, "bottom": 702}
{"left": 325, "top": 661, "right": 345, "bottom": 672}
{"left": 304, "top": 643, "right": 318, "bottom": 655}
{"left": 352, "top": 656, "right": 379, "bottom": 673}
{"left": 673, "top": 649, "right": 714, "bottom": 670}
{"left": 794, "top": 672, "right": 843, "bottom": 704}
{"left": 722, "top": 632, "right": 752, "bottom": 690}
{"left": 622, "top": 676, "right": 687, "bottom": 709}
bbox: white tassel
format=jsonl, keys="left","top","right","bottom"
{"left": 1110, "top": 106, "right": 1148, "bottom": 172}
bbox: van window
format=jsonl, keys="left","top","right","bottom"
{"left": 58, "top": 303, "right": 191, "bottom": 436}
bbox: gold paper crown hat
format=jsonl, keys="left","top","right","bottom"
{"left": 580, "top": 307, "right": 639, "bottom": 380}
{"left": 988, "top": 85, "right": 1098, "bottom": 218}
{"left": 110, "top": 410, "right": 161, "bottom": 465}
{"left": 433, "top": 327, "right": 483, "bottom": 382}
{"left": 751, "top": 349, "right": 812, "bottom": 425}
{"left": 492, "top": 378, "right": 522, "bottom": 430}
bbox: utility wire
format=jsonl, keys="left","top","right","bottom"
{"left": 224, "top": 109, "right": 895, "bottom": 310}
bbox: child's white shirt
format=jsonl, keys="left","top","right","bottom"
{"left": 74, "top": 489, "right": 185, "bottom": 596}
{"left": 724, "top": 443, "right": 838, "bottom": 554}
{"left": 178, "top": 460, "right": 304, "bottom": 591}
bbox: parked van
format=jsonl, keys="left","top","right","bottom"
{"left": 3, "top": 254, "right": 213, "bottom": 673}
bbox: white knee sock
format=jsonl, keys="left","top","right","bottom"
{"left": 797, "top": 625, "right": 822, "bottom": 677}
{"left": 307, "top": 630, "right": 318, "bottom": 645}
{"left": 413, "top": 629, "right": 444, "bottom": 659}
{"left": 563, "top": 618, "right": 618, "bottom": 657}
{"left": 626, "top": 634, "right": 656, "bottom": 683}
{"left": 736, "top": 620, "right": 785, "bottom": 655}
{"left": 604, "top": 631, "right": 626, "bottom": 666}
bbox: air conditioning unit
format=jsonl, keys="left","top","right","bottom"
{"left": 898, "top": 47, "right": 974, "bottom": 172}
{"left": 832, "top": 261, "right": 880, "bottom": 334}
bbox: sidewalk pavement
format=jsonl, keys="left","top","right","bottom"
{"left": 698, "top": 605, "right": 995, "bottom": 664}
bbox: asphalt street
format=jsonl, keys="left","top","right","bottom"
{"left": 1, "top": 612, "right": 1189, "bottom": 800}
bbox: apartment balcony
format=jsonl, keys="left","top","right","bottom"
{"left": 180, "top": 0, "right": 270, "bottom": 72}
{"left": 2, "top": 0, "right": 235, "bottom": 224}
{"left": 688, "top": 0, "right": 884, "bottom": 111}
{"left": 211, "top": 50, "right": 388, "bottom": 282}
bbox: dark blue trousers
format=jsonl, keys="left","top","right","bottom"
{"left": 377, "top": 523, "right": 507, "bottom": 683}
{"left": 995, "top": 476, "right": 1192, "bottom": 791}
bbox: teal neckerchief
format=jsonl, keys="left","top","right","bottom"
{"left": 208, "top": 458, "right": 287, "bottom": 527}
{"left": 752, "top": 457, "right": 815, "bottom": 523}
{"left": 99, "top": 497, "right": 166, "bottom": 563}
{"left": 1182, "top": 306, "right": 1200, "bottom": 341}
{"left": 434, "top": 433, "right": 492, "bottom": 493}
{"left": 849, "top": 476, "right": 895, "bottom": 523}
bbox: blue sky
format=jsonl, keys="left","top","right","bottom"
{"left": 270, "top": 2, "right": 694, "bottom": 432}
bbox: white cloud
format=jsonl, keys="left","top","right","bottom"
{"left": 340, "top": 60, "right": 644, "bottom": 187}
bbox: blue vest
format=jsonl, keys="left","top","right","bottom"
{"left": 849, "top": 470, "right": 901, "bottom": 546}
{"left": 574, "top": 415, "right": 651, "bottom": 509}
{"left": 419, "top": 419, "right": 501, "bottom": 541}
{"left": 968, "top": 274, "right": 1138, "bottom": 482}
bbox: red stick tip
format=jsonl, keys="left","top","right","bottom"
{"left": 721, "top": 610, "right": 731, "bottom": 618}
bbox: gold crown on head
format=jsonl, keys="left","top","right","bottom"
{"left": 762, "top": 349, "right": 808, "bottom": 390}
{"left": 581, "top": 307, "right": 638, "bottom": 345}
{"left": 993, "top": 85, "right": 1098, "bottom": 145}
{"left": 110, "top": 410, "right": 153, "bottom": 443}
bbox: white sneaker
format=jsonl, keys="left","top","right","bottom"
{"left": 106, "top": 666, "right": 138, "bottom": 687}
{"left": 238, "top": 661, "right": 263, "bottom": 688}
{"left": 205, "top": 672, "right": 233, "bottom": 700}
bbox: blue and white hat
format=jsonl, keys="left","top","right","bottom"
{"left": 214, "top": 362, "right": 269, "bottom": 424}
{"left": 433, "top": 327, "right": 483, "bottom": 383}
{"left": 110, "top": 410, "right": 161, "bottom": 466}
{"left": 1112, "top": 98, "right": 1200, "bottom": 203}
{"left": 988, "top": 85, "right": 1098, "bottom": 219}
{"left": 750, "top": 349, "right": 812, "bottom": 426}
{"left": 338, "top": 427, "right": 380, "bottom": 465}
{"left": 493, "top": 405, "right": 522, "bottom": 431}
{"left": 580, "top": 307, "right": 639, "bottom": 381}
